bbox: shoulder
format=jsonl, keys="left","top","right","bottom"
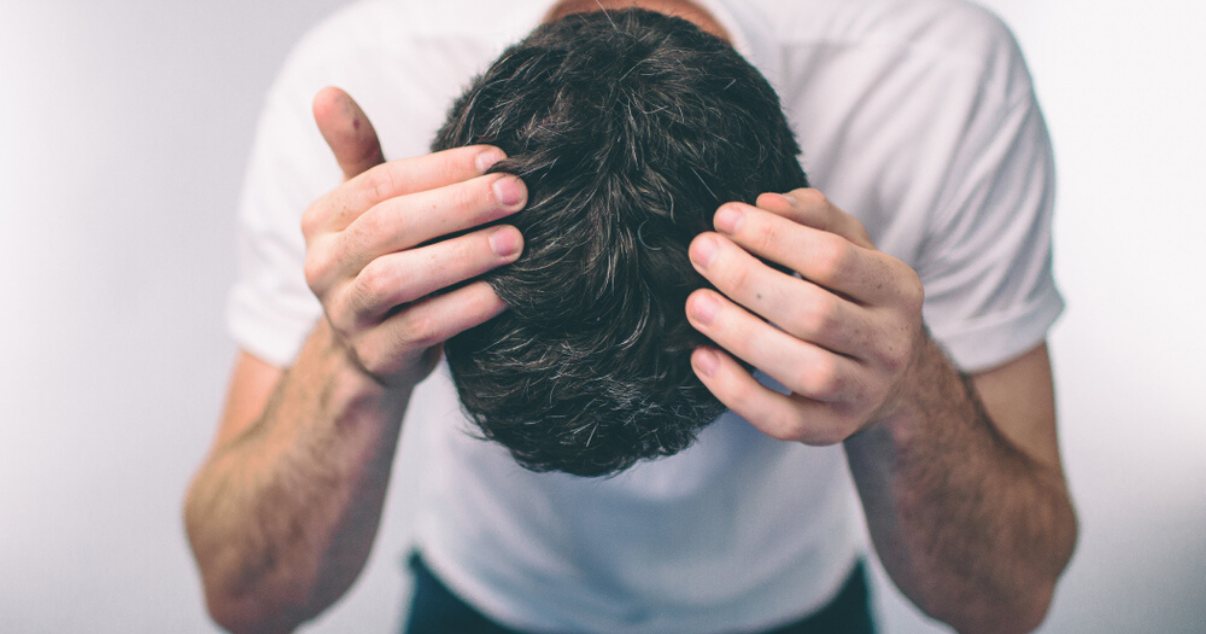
{"left": 758, "top": 0, "right": 1026, "bottom": 80}
{"left": 265, "top": 0, "right": 556, "bottom": 118}
{"left": 273, "top": 0, "right": 427, "bottom": 87}
{"left": 261, "top": 0, "right": 557, "bottom": 161}
{"left": 286, "top": 0, "right": 403, "bottom": 63}
{"left": 280, "top": 0, "right": 553, "bottom": 72}
{"left": 755, "top": 0, "right": 1016, "bottom": 46}
{"left": 760, "top": 0, "right": 1037, "bottom": 138}
{"left": 745, "top": 0, "right": 1048, "bottom": 263}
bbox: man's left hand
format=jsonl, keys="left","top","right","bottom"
{"left": 686, "top": 188, "right": 926, "bottom": 444}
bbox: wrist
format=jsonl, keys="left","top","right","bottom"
{"left": 863, "top": 330, "right": 959, "bottom": 445}
{"left": 307, "top": 319, "right": 416, "bottom": 413}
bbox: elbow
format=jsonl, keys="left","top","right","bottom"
{"left": 915, "top": 582, "right": 1054, "bottom": 634}
{"left": 201, "top": 585, "right": 308, "bottom": 634}
{"left": 927, "top": 534, "right": 1076, "bottom": 634}
{"left": 191, "top": 547, "right": 314, "bottom": 634}
{"left": 202, "top": 590, "right": 269, "bottom": 634}
{"left": 954, "top": 584, "right": 1058, "bottom": 634}
{"left": 1012, "top": 586, "right": 1058, "bottom": 634}
{"left": 189, "top": 555, "right": 310, "bottom": 634}
{"left": 929, "top": 544, "right": 1075, "bottom": 634}
{"left": 184, "top": 487, "right": 312, "bottom": 634}
{"left": 188, "top": 548, "right": 315, "bottom": 634}
{"left": 997, "top": 583, "right": 1058, "bottom": 634}
{"left": 945, "top": 493, "right": 1080, "bottom": 634}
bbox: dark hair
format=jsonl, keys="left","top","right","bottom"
{"left": 432, "top": 8, "right": 807, "bottom": 476}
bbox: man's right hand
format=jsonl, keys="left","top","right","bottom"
{"left": 185, "top": 88, "right": 526, "bottom": 634}
{"left": 303, "top": 86, "right": 527, "bottom": 389}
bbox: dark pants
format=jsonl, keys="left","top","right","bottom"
{"left": 404, "top": 554, "right": 876, "bottom": 634}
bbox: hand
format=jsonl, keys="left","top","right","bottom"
{"left": 685, "top": 189, "right": 926, "bottom": 444}
{"left": 302, "top": 87, "right": 527, "bottom": 388}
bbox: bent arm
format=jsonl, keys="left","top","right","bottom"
{"left": 844, "top": 341, "right": 1077, "bottom": 634}
{"left": 184, "top": 324, "right": 410, "bottom": 634}
{"left": 184, "top": 88, "right": 523, "bottom": 633}
{"left": 686, "top": 191, "right": 1076, "bottom": 634}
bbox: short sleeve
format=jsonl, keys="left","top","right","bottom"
{"left": 226, "top": 35, "right": 344, "bottom": 367}
{"left": 912, "top": 14, "right": 1063, "bottom": 373}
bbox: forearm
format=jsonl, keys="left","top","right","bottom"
{"left": 844, "top": 337, "right": 1077, "bottom": 634}
{"left": 185, "top": 321, "right": 412, "bottom": 633}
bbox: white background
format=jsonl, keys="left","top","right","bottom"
{"left": 1, "top": 1, "right": 1203, "bottom": 633}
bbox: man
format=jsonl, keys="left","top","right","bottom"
{"left": 185, "top": 1, "right": 1077, "bottom": 633}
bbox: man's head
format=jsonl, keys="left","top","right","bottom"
{"left": 432, "top": 8, "right": 807, "bottom": 477}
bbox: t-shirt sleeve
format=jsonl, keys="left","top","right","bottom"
{"left": 911, "top": 15, "right": 1063, "bottom": 373}
{"left": 226, "top": 38, "right": 344, "bottom": 368}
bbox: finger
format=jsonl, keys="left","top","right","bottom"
{"left": 341, "top": 225, "right": 523, "bottom": 325}
{"left": 710, "top": 202, "right": 905, "bottom": 306}
{"left": 318, "top": 145, "right": 507, "bottom": 232}
{"left": 755, "top": 189, "right": 875, "bottom": 249}
{"left": 686, "top": 288, "right": 868, "bottom": 405}
{"left": 688, "top": 232, "right": 882, "bottom": 360}
{"left": 301, "top": 167, "right": 523, "bottom": 298}
{"left": 313, "top": 87, "right": 386, "bottom": 181}
{"left": 337, "top": 172, "right": 526, "bottom": 272}
{"left": 690, "top": 346, "right": 855, "bottom": 446}
{"left": 353, "top": 280, "right": 509, "bottom": 380}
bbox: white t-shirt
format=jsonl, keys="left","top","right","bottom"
{"left": 228, "top": 0, "right": 1063, "bottom": 632}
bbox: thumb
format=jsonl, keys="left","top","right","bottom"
{"left": 313, "top": 86, "right": 385, "bottom": 181}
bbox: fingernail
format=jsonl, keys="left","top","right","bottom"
{"left": 689, "top": 293, "right": 720, "bottom": 325}
{"left": 493, "top": 177, "right": 525, "bottom": 208}
{"left": 693, "top": 348, "right": 720, "bottom": 377}
{"left": 489, "top": 227, "right": 521, "bottom": 257}
{"left": 714, "top": 205, "right": 743, "bottom": 234}
{"left": 476, "top": 149, "right": 505, "bottom": 172}
{"left": 690, "top": 235, "right": 719, "bottom": 269}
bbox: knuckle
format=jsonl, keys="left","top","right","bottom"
{"left": 901, "top": 267, "right": 925, "bottom": 310}
{"left": 303, "top": 257, "right": 321, "bottom": 291}
{"left": 433, "top": 236, "right": 475, "bottom": 277}
{"left": 807, "top": 422, "right": 849, "bottom": 447}
{"left": 355, "top": 204, "right": 390, "bottom": 240}
{"left": 877, "top": 346, "right": 905, "bottom": 375}
{"left": 364, "top": 165, "right": 401, "bottom": 201}
{"left": 799, "top": 356, "right": 841, "bottom": 400}
{"left": 451, "top": 178, "right": 486, "bottom": 212}
{"left": 811, "top": 235, "right": 850, "bottom": 281}
{"left": 301, "top": 191, "right": 341, "bottom": 238}
{"left": 765, "top": 408, "right": 806, "bottom": 442}
{"left": 325, "top": 294, "right": 355, "bottom": 333}
{"left": 793, "top": 188, "right": 828, "bottom": 208}
{"left": 356, "top": 259, "right": 397, "bottom": 305}
{"left": 354, "top": 344, "right": 390, "bottom": 379}
{"left": 747, "top": 218, "right": 780, "bottom": 255}
{"left": 320, "top": 302, "right": 361, "bottom": 357}
{"left": 456, "top": 233, "right": 484, "bottom": 262}
{"left": 398, "top": 311, "right": 441, "bottom": 350}
{"left": 335, "top": 228, "right": 369, "bottom": 273}
{"left": 303, "top": 248, "right": 335, "bottom": 293}
{"left": 722, "top": 255, "right": 753, "bottom": 293}
{"left": 300, "top": 204, "right": 322, "bottom": 239}
{"left": 878, "top": 330, "right": 916, "bottom": 374}
{"left": 799, "top": 293, "right": 838, "bottom": 336}
{"left": 440, "top": 146, "right": 478, "bottom": 177}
